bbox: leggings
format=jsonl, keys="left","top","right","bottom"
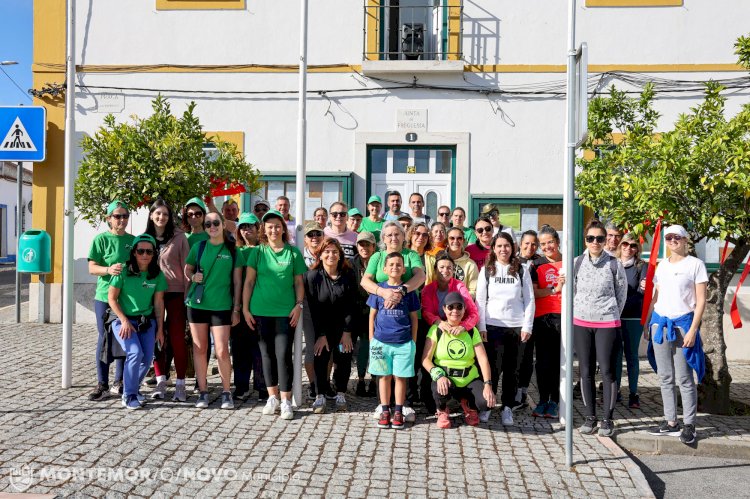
{"left": 231, "top": 318, "right": 266, "bottom": 393}
{"left": 574, "top": 325, "right": 619, "bottom": 420}
{"left": 483, "top": 325, "right": 520, "bottom": 407}
{"left": 534, "top": 314, "right": 561, "bottom": 404}
{"left": 615, "top": 319, "right": 642, "bottom": 395}
{"left": 517, "top": 331, "right": 535, "bottom": 390}
{"left": 256, "top": 316, "right": 294, "bottom": 392}
{"left": 94, "top": 299, "right": 123, "bottom": 386}
{"left": 314, "top": 329, "right": 353, "bottom": 394}
{"left": 153, "top": 292, "right": 188, "bottom": 379}
{"left": 431, "top": 378, "right": 489, "bottom": 412}
{"left": 356, "top": 330, "right": 370, "bottom": 379}
{"left": 408, "top": 319, "right": 433, "bottom": 410}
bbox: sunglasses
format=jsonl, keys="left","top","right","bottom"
{"left": 111, "top": 213, "right": 130, "bottom": 220}
{"left": 446, "top": 304, "right": 464, "bottom": 311}
{"left": 438, "top": 212, "right": 450, "bottom": 217}
{"left": 414, "top": 231, "right": 429, "bottom": 238}
{"left": 620, "top": 242, "right": 639, "bottom": 250}
{"left": 448, "top": 236, "right": 464, "bottom": 241}
{"left": 475, "top": 226, "right": 492, "bottom": 234}
{"left": 186, "top": 211, "right": 203, "bottom": 218}
{"left": 665, "top": 234, "right": 684, "bottom": 242}
{"left": 306, "top": 230, "right": 323, "bottom": 238}
{"left": 330, "top": 212, "right": 347, "bottom": 218}
{"left": 204, "top": 220, "right": 222, "bottom": 228}
{"left": 585, "top": 235, "right": 606, "bottom": 243}
{"left": 136, "top": 248, "right": 154, "bottom": 256}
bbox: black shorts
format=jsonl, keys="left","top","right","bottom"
{"left": 187, "top": 307, "right": 232, "bottom": 327}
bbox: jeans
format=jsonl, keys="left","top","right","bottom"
{"left": 484, "top": 325, "right": 521, "bottom": 407}
{"left": 94, "top": 300, "right": 123, "bottom": 386}
{"left": 112, "top": 318, "right": 156, "bottom": 398}
{"left": 615, "top": 319, "right": 642, "bottom": 395}
{"left": 256, "top": 316, "right": 294, "bottom": 392}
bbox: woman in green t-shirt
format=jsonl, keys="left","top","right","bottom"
{"left": 87, "top": 200, "right": 134, "bottom": 402}
{"left": 181, "top": 197, "right": 210, "bottom": 249}
{"left": 422, "top": 292, "right": 495, "bottom": 429}
{"left": 185, "top": 212, "right": 243, "bottom": 410}
{"left": 108, "top": 234, "right": 166, "bottom": 410}
{"left": 242, "top": 210, "right": 307, "bottom": 421}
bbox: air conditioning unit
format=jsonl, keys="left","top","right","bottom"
{"left": 401, "top": 23, "right": 424, "bottom": 60}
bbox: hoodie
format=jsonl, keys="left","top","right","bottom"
{"left": 425, "top": 251, "right": 479, "bottom": 298}
{"left": 573, "top": 250, "right": 628, "bottom": 326}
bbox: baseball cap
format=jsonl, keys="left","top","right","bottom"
{"left": 356, "top": 231, "right": 376, "bottom": 245}
{"left": 132, "top": 234, "right": 157, "bottom": 248}
{"left": 106, "top": 200, "right": 129, "bottom": 216}
{"left": 253, "top": 199, "right": 270, "bottom": 210}
{"left": 304, "top": 221, "right": 324, "bottom": 235}
{"left": 348, "top": 208, "right": 363, "bottom": 218}
{"left": 443, "top": 292, "right": 465, "bottom": 307}
{"left": 367, "top": 195, "right": 382, "bottom": 205}
{"left": 238, "top": 213, "right": 259, "bottom": 226}
{"left": 261, "top": 210, "right": 284, "bottom": 222}
{"left": 185, "top": 197, "right": 207, "bottom": 213}
{"left": 664, "top": 224, "right": 688, "bottom": 238}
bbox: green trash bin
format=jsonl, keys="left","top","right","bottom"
{"left": 18, "top": 230, "right": 51, "bottom": 274}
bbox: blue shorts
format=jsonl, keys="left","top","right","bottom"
{"left": 368, "top": 338, "right": 415, "bottom": 378}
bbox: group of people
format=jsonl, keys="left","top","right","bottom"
{"left": 87, "top": 192, "right": 707, "bottom": 443}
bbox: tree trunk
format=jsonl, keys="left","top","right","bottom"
{"left": 698, "top": 240, "right": 749, "bottom": 414}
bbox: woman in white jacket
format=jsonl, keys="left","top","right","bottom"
{"left": 477, "top": 232, "right": 535, "bottom": 426}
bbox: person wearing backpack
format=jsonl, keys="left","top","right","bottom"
{"left": 185, "top": 211, "right": 243, "bottom": 410}
{"left": 574, "top": 220, "right": 628, "bottom": 437}
{"left": 476, "top": 232, "right": 535, "bottom": 426}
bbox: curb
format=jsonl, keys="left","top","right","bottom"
{"left": 613, "top": 431, "right": 750, "bottom": 460}
{"left": 597, "top": 435, "right": 656, "bottom": 499}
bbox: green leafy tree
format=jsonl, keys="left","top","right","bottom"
{"left": 576, "top": 38, "right": 750, "bottom": 414}
{"left": 75, "top": 95, "right": 260, "bottom": 224}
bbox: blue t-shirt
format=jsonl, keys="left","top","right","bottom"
{"left": 366, "top": 283, "right": 420, "bottom": 344}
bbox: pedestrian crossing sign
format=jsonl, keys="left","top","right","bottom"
{"left": 0, "top": 106, "right": 46, "bottom": 162}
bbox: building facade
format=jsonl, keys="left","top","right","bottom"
{"left": 0, "top": 162, "right": 32, "bottom": 264}
{"left": 30, "top": 0, "right": 750, "bottom": 358}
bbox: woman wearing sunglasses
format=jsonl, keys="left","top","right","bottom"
{"left": 574, "top": 220, "right": 628, "bottom": 437}
{"left": 324, "top": 201, "right": 358, "bottom": 260}
{"left": 644, "top": 224, "right": 707, "bottom": 445}
{"left": 243, "top": 210, "right": 307, "bottom": 420}
{"left": 185, "top": 212, "right": 242, "bottom": 410}
{"left": 477, "top": 232, "right": 535, "bottom": 426}
{"left": 144, "top": 199, "right": 191, "bottom": 402}
{"left": 614, "top": 233, "right": 648, "bottom": 409}
{"left": 108, "top": 234, "right": 166, "bottom": 409}
{"left": 406, "top": 222, "right": 433, "bottom": 265}
{"left": 426, "top": 227, "right": 479, "bottom": 298}
{"left": 466, "top": 216, "right": 494, "bottom": 270}
{"left": 181, "top": 197, "right": 209, "bottom": 249}
{"left": 87, "top": 200, "right": 134, "bottom": 401}
{"left": 422, "top": 292, "right": 495, "bottom": 428}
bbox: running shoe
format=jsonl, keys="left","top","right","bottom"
{"left": 110, "top": 382, "right": 123, "bottom": 396}
{"left": 88, "top": 383, "right": 109, "bottom": 401}
{"left": 514, "top": 392, "right": 529, "bottom": 410}
{"left": 460, "top": 399, "right": 479, "bottom": 427}
{"left": 280, "top": 399, "right": 294, "bottom": 420}
{"left": 151, "top": 380, "right": 167, "bottom": 400}
{"left": 648, "top": 420, "right": 681, "bottom": 436}
{"left": 544, "top": 401, "right": 559, "bottom": 419}
{"left": 124, "top": 394, "right": 141, "bottom": 410}
{"left": 220, "top": 391, "right": 234, "bottom": 410}
{"left": 628, "top": 393, "right": 641, "bottom": 409}
{"left": 598, "top": 419, "right": 615, "bottom": 437}
{"left": 324, "top": 386, "right": 337, "bottom": 400}
{"left": 436, "top": 409, "right": 451, "bottom": 429}
{"left": 307, "top": 383, "right": 317, "bottom": 401}
{"left": 232, "top": 387, "right": 251, "bottom": 401}
{"left": 172, "top": 384, "right": 187, "bottom": 403}
{"left": 257, "top": 389, "right": 269, "bottom": 402}
{"left": 263, "top": 396, "right": 280, "bottom": 415}
{"left": 679, "top": 424, "right": 696, "bottom": 445}
{"left": 501, "top": 406, "right": 514, "bottom": 426}
{"left": 366, "top": 379, "right": 377, "bottom": 397}
{"left": 579, "top": 416, "right": 598, "bottom": 435}
{"left": 402, "top": 405, "right": 416, "bottom": 423}
{"left": 372, "top": 404, "right": 385, "bottom": 420}
{"left": 195, "top": 392, "right": 209, "bottom": 409}
{"left": 532, "top": 402, "right": 548, "bottom": 418}
{"left": 137, "top": 393, "right": 146, "bottom": 406}
{"left": 391, "top": 410, "right": 405, "bottom": 429}
{"left": 378, "top": 409, "right": 391, "bottom": 429}
{"left": 479, "top": 410, "right": 492, "bottom": 423}
{"left": 335, "top": 393, "right": 347, "bottom": 412}
{"left": 312, "top": 394, "right": 327, "bottom": 414}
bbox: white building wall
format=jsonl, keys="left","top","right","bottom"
{"left": 0, "top": 163, "right": 33, "bottom": 262}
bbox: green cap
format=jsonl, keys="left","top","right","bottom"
{"left": 106, "top": 200, "right": 129, "bottom": 216}
{"left": 132, "top": 233, "right": 157, "bottom": 248}
{"left": 262, "top": 209, "right": 284, "bottom": 222}
{"left": 238, "top": 212, "right": 259, "bottom": 226}
{"left": 185, "top": 197, "right": 207, "bottom": 213}
{"left": 348, "top": 208, "right": 363, "bottom": 218}
{"left": 367, "top": 195, "right": 382, "bottom": 205}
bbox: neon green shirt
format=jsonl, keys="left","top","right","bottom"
{"left": 187, "top": 231, "right": 209, "bottom": 248}
{"left": 88, "top": 231, "right": 135, "bottom": 302}
{"left": 359, "top": 218, "right": 383, "bottom": 243}
{"left": 247, "top": 244, "right": 307, "bottom": 317}
{"left": 427, "top": 324, "right": 482, "bottom": 387}
{"left": 110, "top": 271, "right": 167, "bottom": 317}
{"left": 185, "top": 241, "right": 241, "bottom": 311}
{"left": 365, "top": 248, "right": 424, "bottom": 283}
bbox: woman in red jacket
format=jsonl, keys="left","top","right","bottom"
{"left": 422, "top": 252, "right": 479, "bottom": 339}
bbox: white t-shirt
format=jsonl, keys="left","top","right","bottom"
{"left": 476, "top": 262, "right": 535, "bottom": 332}
{"left": 653, "top": 255, "right": 708, "bottom": 318}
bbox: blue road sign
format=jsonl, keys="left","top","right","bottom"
{"left": 0, "top": 106, "right": 47, "bottom": 162}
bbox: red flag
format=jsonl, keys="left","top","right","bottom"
{"left": 641, "top": 218, "right": 663, "bottom": 325}
{"left": 720, "top": 241, "right": 730, "bottom": 264}
{"left": 731, "top": 260, "right": 750, "bottom": 329}
{"left": 209, "top": 178, "right": 246, "bottom": 197}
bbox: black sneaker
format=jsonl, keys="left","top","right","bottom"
{"left": 579, "top": 416, "right": 598, "bottom": 435}
{"left": 356, "top": 380, "right": 367, "bottom": 397}
{"left": 232, "top": 387, "right": 251, "bottom": 401}
{"left": 598, "top": 419, "right": 615, "bottom": 437}
{"left": 648, "top": 420, "right": 681, "bottom": 436}
{"left": 679, "top": 424, "right": 697, "bottom": 444}
{"left": 573, "top": 381, "right": 581, "bottom": 399}
{"left": 307, "top": 383, "right": 317, "bottom": 401}
{"left": 88, "top": 383, "right": 109, "bottom": 401}
{"left": 512, "top": 393, "right": 528, "bottom": 412}
{"left": 366, "top": 379, "right": 377, "bottom": 397}
{"left": 257, "top": 389, "right": 269, "bottom": 402}
{"left": 628, "top": 393, "right": 641, "bottom": 409}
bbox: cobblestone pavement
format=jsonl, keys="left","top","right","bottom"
{"left": 0, "top": 323, "right": 655, "bottom": 498}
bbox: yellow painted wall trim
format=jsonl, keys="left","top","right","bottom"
{"left": 155, "top": 0, "right": 245, "bottom": 10}
{"left": 447, "top": 0, "right": 462, "bottom": 61}
{"left": 204, "top": 131, "right": 244, "bottom": 154}
{"left": 465, "top": 63, "right": 744, "bottom": 73}
{"left": 365, "top": 0, "right": 380, "bottom": 61}
{"left": 586, "top": 0, "right": 682, "bottom": 6}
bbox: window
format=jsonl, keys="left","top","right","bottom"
{"left": 156, "top": 0, "right": 246, "bottom": 10}
{"left": 585, "top": 0, "right": 682, "bottom": 6}
{"left": 368, "top": 147, "right": 454, "bottom": 175}
{"left": 247, "top": 174, "right": 352, "bottom": 222}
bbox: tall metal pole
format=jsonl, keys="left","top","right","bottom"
{"left": 292, "top": 0, "right": 309, "bottom": 407}
{"left": 61, "top": 0, "right": 76, "bottom": 389}
{"left": 562, "top": 0, "right": 577, "bottom": 469}
{"left": 15, "top": 162, "right": 22, "bottom": 323}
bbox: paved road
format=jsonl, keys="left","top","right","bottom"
{"left": 629, "top": 452, "right": 750, "bottom": 499}
{"left": 0, "top": 265, "right": 29, "bottom": 309}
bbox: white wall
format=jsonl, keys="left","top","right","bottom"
{"left": 0, "top": 169, "right": 32, "bottom": 261}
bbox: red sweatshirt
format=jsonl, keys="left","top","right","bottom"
{"left": 422, "top": 278, "right": 479, "bottom": 330}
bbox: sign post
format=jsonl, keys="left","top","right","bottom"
{"left": 0, "top": 106, "right": 47, "bottom": 324}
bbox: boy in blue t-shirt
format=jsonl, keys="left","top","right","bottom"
{"left": 367, "top": 252, "right": 420, "bottom": 429}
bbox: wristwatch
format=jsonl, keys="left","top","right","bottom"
{"left": 398, "top": 285, "right": 408, "bottom": 296}
{"left": 296, "top": 301, "right": 304, "bottom": 309}
{"left": 484, "top": 380, "right": 492, "bottom": 386}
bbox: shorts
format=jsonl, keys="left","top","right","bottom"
{"left": 187, "top": 307, "right": 232, "bottom": 327}
{"left": 368, "top": 338, "right": 415, "bottom": 378}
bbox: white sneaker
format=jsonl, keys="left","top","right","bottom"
{"left": 313, "top": 394, "right": 327, "bottom": 414}
{"left": 372, "top": 404, "right": 385, "bottom": 420}
{"left": 262, "top": 396, "right": 280, "bottom": 415}
{"left": 502, "top": 406, "right": 514, "bottom": 426}
{"left": 402, "top": 406, "right": 416, "bottom": 423}
{"left": 479, "top": 410, "right": 492, "bottom": 423}
{"left": 172, "top": 383, "right": 187, "bottom": 402}
{"left": 220, "top": 391, "right": 234, "bottom": 410}
{"left": 280, "top": 399, "right": 294, "bottom": 420}
{"left": 335, "top": 393, "right": 347, "bottom": 412}
{"left": 151, "top": 380, "right": 167, "bottom": 399}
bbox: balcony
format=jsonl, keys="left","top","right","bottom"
{"left": 362, "top": 0, "right": 464, "bottom": 75}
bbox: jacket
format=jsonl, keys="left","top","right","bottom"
{"left": 425, "top": 251, "right": 479, "bottom": 298}
{"left": 421, "top": 278, "right": 479, "bottom": 331}
{"left": 573, "top": 250, "right": 627, "bottom": 324}
{"left": 156, "top": 228, "right": 190, "bottom": 293}
{"left": 647, "top": 310, "right": 706, "bottom": 382}
{"left": 302, "top": 266, "right": 357, "bottom": 338}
